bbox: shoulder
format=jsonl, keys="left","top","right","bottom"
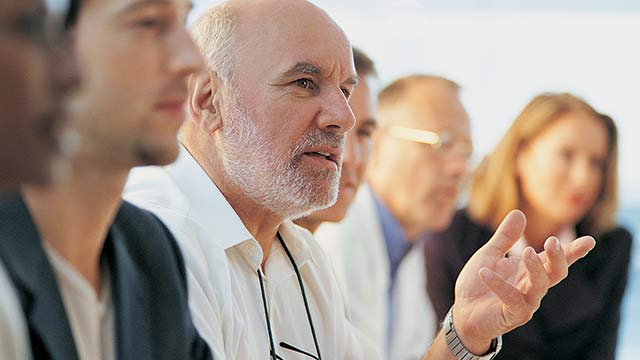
{"left": 116, "top": 201, "right": 173, "bottom": 236}
{"left": 124, "top": 165, "right": 193, "bottom": 226}
{"left": 591, "top": 226, "right": 633, "bottom": 255}
{"left": 114, "top": 201, "right": 184, "bottom": 267}
{"left": 0, "top": 194, "right": 31, "bottom": 230}
{"left": 429, "top": 209, "right": 490, "bottom": 249}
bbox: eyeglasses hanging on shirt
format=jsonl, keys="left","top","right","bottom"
{"left": 257, "top": 232, "right": 322, "bottom": 360}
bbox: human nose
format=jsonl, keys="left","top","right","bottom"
{"left": 446, "top": 152, "right": 469, "bottom": 181}
{"left": 315, "top": 89, "right": 356, "bottom": 134}
{"left": 168, "top": 28, "right": 205, "bottom": 78}
{"left": 570, "top": 159, "right": 594, "bottom": 190}
{"left": 51, "top": 33, "right": 79, "bottom": 98}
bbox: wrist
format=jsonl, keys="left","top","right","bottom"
{"left": 451, "top": 308, "right": 490, "bottom": 354}
{"left": 443, "top": 306, "right": 502, "bottom": 360}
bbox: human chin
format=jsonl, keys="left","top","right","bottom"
{"left": 132, "top": 135, "right": 180, "bottom": 166}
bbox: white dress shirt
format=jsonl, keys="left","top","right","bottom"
{"left": 45, "top": 245, "right": 115, "bottom": 360}
{"left": 315, "top": 185, "right": 436, "bottom": 360}
{"left": 0, "top": 261, "right": 30, "bottom": 360}
{"left": 124, "top": 146, "right": 376, "bottom": 360}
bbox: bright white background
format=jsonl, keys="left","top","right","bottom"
{"left": 192, "top": 1, "right": 640, "bottom": 357}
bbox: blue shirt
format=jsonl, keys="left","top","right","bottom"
{"left": 371, "top": 190, "right": 416, "bottom": 354}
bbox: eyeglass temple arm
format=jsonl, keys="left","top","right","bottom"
{"left": 280, "top": 341, "right": 320, "bottom": 360}
{"left": 387, "top": 126, "right": 441, "bottom": 146}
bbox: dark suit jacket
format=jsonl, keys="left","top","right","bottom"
{"left": 0, "top": 194, "right": 212, "bottom": 360}
{"left": 425, "top": 208, "right": 632, "bottom": 360}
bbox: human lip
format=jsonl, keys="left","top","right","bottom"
{"left": 442, "top": 186, "right": 458, "bottom": 199}
{"left": 155, "top": 98, "right": 186, "bottom": 120}
{"left": 568, "top": 194, "right": 585, "bottom": 206}
{"left": 302, "top": 146, "right": 342, "bottom": 170}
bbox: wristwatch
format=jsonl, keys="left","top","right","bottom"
{"left": 442, "top": 307, "right": 502, "bottom": 360}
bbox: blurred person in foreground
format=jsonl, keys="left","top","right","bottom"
{"left": 0, "top": 0, "right": 212, "bottom": 358}
{"left": 425, "top": 93, "right": 631, "bottom": 360}
{"left": 314, "top": 74, "right": 470, "bottom": 358}
{"left": 125, "top": 1, "right": 596, "bottom": 359}
{"left": 0, "top": 0, "right": 76, "bottom": 358}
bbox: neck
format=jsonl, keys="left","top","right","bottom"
{"left": 294, "top": 217, "right": 322, "bottom": 234}
{"left": 367, "top": 179, "right": 422, "bottom": 243}
{"left": 23, "top": 161, "right": 128, "bottom": 293}
{"left": 520, "top": 204, "right": 563, "bottom": 252}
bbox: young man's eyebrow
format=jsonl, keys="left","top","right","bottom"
{"left": 116, "top": 0, "right": 192, "bottom": 15}
{"left": 344, "top": 75, "right": 359, "bottom": 87}
{"left": 362, "top": 118, "right": 378, "bottom": 128}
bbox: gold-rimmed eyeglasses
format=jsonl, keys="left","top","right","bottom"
{"left": 386, "top": 125, "right": 473, "bottom": 160}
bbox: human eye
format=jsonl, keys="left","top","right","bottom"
{"left": 357, "top": 123, "right": 376, "bottom": 138}
{"left": 589, "top": 156, "right": 605, "bottom": 171}
{"left": 12, "top": 12, "right": 46, "bottom": 43}
{"left": 341, "top": 87, "right": 351, "bottom": 99}
{"left": 294, "top": 78, "right": 316, "bottom": 90}
{"left": 130, "top": 7, "right": 175, "bottom": 33}
{"left": 559, "top": 148, "right": 574, "bottom": 162}
{"left": 134, "top": 16, "right": 170, "bottom": 31}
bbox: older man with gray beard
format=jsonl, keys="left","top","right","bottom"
{"left": 125, "top": 0, "right": 596, "bottom": 359}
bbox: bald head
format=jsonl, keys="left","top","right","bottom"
{"left": 190, "top": 0, "right": 352, "bottom": 86}
{"left": 377, "top": 75, "right": 463, "bottom": 128}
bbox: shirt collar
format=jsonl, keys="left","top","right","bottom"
{"left": 370, "top": 188, "right": 414, "bottom": 278}
{"left": 168, "top": 147, "right": 312, "bottom": 269}
{"left": 233, "top": 220, "right": 313, "bottom": 274}
{"left": 165, "top": 145, "right": 253, "bottom": 250}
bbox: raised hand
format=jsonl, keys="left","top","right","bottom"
{"left": 451, "top": 209, "right": 595, "bottom": 354}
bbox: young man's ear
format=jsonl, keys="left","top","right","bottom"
{"left": 188, "top": 70, "right": 223, "bottom": 134}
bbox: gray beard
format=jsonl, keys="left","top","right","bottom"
{"left": 219, "top": 93, "right": 342, "bottom": 220}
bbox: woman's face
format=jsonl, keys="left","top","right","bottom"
{"left": 304, "top": 77, "right": 377, "bottom": 224}
{"left": 517, "top": 111, "right": 609, "bottom": 227}
{"left": 0, "top": 0, "right": 70, "bottom": 190}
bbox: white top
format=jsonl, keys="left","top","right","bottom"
{"left": 124, "top": 146, "right": 377, "bottom": 360}
{"left": 0, "top": 261, "right": 31, "bottom": 360}
{"left": 315, "top": 185, "right": 436, "bottom": 360}
{"left": 45, "top": 245, "right": 115, "bottom": 360}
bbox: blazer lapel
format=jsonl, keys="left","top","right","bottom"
{"left": 103, "top": 212, "right": 152, "bottom": 360}
{"left": 0, "top": 195, "right": 79, "bottom": 360}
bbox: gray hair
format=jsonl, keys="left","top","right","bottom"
{"left": 189, "top": 4, "right": 238, "bottom": 85}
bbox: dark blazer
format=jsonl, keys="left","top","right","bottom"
{"left": 425, "top": 208, "right": 632, "bottom": 360}
{"left": 0, "top": 194, "right": 212, "bottom": 360}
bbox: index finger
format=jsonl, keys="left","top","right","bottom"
{"left": 479, "top": 210, "right": 526, "bottom": 257}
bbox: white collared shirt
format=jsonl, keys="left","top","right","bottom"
{"left": 315, "top": 185, "right": 436, "bottom": 360}
{"left": 124, "top": 146, "right": 376, "bottom": 360}
{"left": 44, "top": 245, "right": 115, "bottom": 360}
{"left": 0, "top": 261, "right": 30, "bottom": 360}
